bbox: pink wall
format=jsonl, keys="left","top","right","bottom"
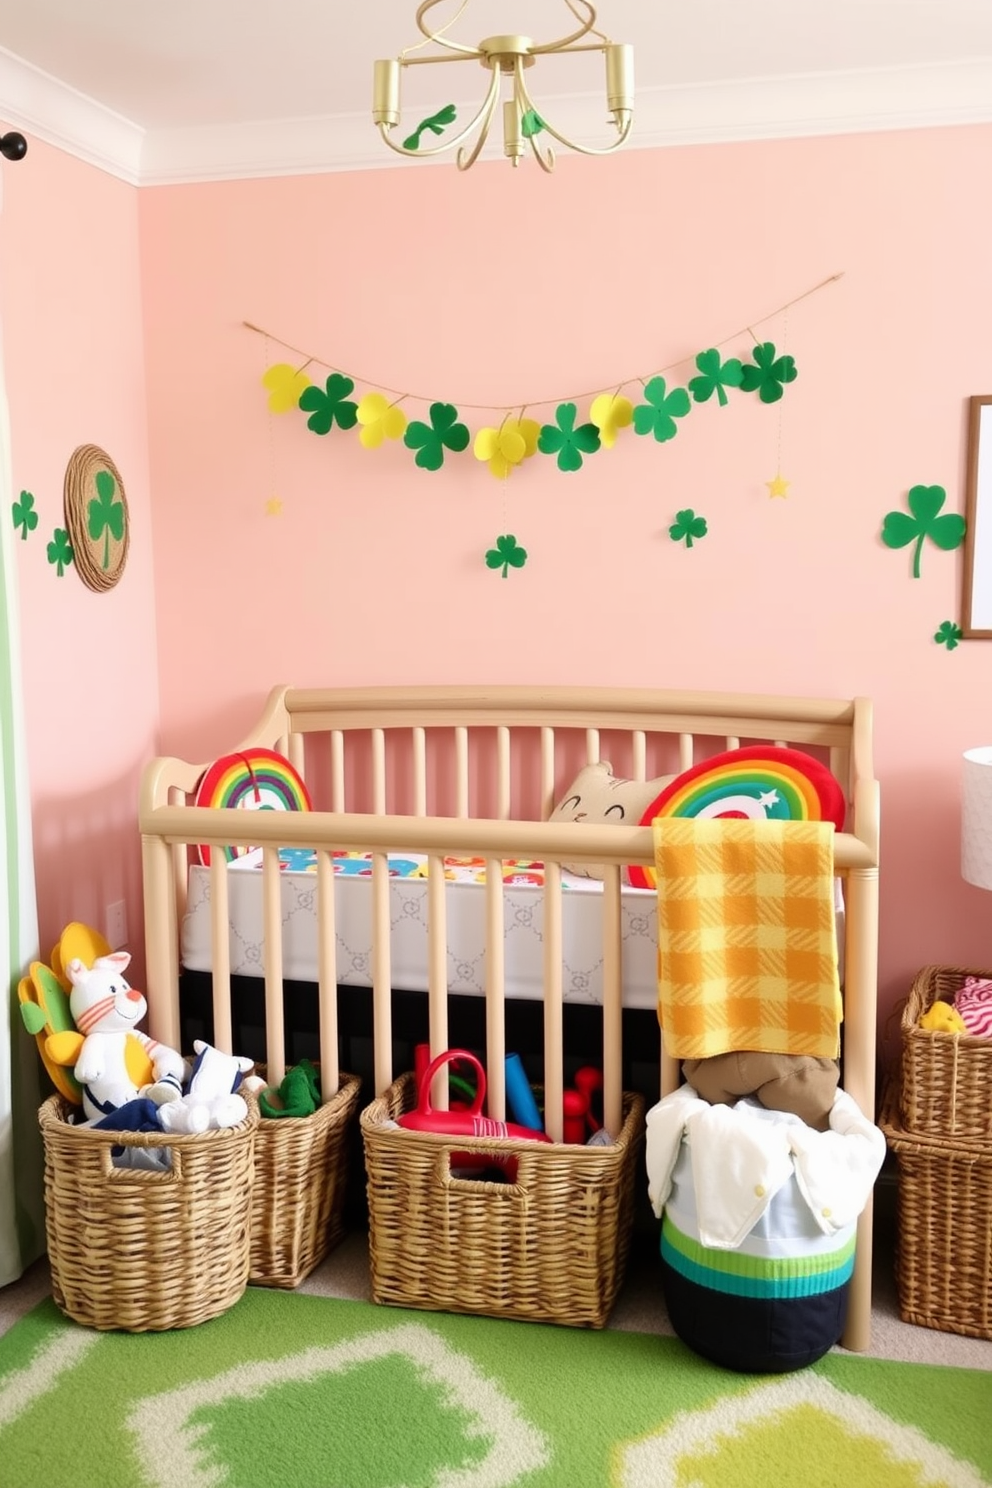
{"left": 138, "top": 125, "right": 992, "bottom": 1061}
{"left": 3, "top": 139, "right": 160, "bottom": 987}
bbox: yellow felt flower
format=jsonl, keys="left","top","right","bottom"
{"left": 589, "top": 393, "right": 634, "bottom": 449}
{"left": 357, "top": 392, "right": 409, "bottom": 450}
{"left": 262, "top": 363, "right": 312, "bottom": 413}
{"left": 473, "top": 418, "right": 541, "bottom": 480}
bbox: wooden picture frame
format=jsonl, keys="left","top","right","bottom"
{"left": 962, "top": 395, "right": 992, "bottom": 638}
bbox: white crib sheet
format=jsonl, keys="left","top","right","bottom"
{"left": 180, "top": 849, "right": 846, "bottom": 1012}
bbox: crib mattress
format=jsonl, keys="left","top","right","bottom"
{"left": 181, "top": 849, "right": 847, "bottom": 1012}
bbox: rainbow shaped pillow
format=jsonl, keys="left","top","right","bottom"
{"left": 627, "top": 745, "right": 847, "bottom": 890}
{"left": 194, "top": 748, "right": 312, "bottom": 866}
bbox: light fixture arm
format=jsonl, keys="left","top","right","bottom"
{"left": 514, "top": 54, "right": 633, "bottom": 161}
{"left": 375, "top": 57, "right": 501, "bottom": 160}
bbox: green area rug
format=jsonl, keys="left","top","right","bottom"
{"left": 0, "top": 1288, "right": 989, "bottom": 1488}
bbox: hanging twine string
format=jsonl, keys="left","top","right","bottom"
{"left": 243, "top": 270, "right": 843, "bottom": 414}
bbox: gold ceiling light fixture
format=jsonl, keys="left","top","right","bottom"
{"left": 372, "top": 0, "right": 633, "bottom": 172}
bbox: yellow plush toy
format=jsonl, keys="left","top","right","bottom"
{"left": 919, "top": 1000, "right": 968, "bottom": 1034}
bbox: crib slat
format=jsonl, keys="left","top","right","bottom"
{"left": 540, "top": 726, "right": 556, "bottom": 819}
{"left": 485, "top": 858, "right": 506, "bottom": 1120}
{"left": 678, "top": 732, "right": 694, "bottom": 771}
{"left": 261, "top": 845, "right": 286, "bottom": 1086}
{"left": 455, "top": 727, "right": 469, "bottom": 817}
{"left": 372, "top": 728, "right": 386, "bottom": 815}
{"left": 601, "top": 863, "right": 623, "bottom": 1138}
{"left": 631, "top": 730, "right": 646, "bottom": 781}
{"left": 497, "top": 726, "right": 511, "bottom": 819}
{"left": 209, "top": 852, "right": 233, "bottom": 1055}
{"left": 317, "top": 849, "right": 339, "bottom": 1099}
{"left": 331, "top": 730, "right": 345, "bottom": 811}
{"left": 542, "top": 860, "right": 564, "bottom": 1143}
{"left": 426, "top": 853, "right": 449, "bottom": 1110}
{"left": 413, "top": 727, "right": 427, "bottom": 816}
{"left": 585, "top": 728, "right": 600, "bottom": 764}
{"left": 371, "top": 851, "right": 393, "bottom": 1093}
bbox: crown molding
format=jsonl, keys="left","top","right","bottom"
{"left": 0, "top": 46, "right": 144, "bottom": 184}
{"left": 2, "top": 46, "right": 991, "bottom": 187}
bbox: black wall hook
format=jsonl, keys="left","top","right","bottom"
{"left": 0, "top": 132, "right": 28, "bottom": 161}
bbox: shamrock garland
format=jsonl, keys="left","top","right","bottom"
{"left": 261, "top": 336, "right": 799, "bottom": 480}
{"left": 485, "top": 534, "right": 527, "bottom": 577}
{"left": 881, "top": 485, "right": 966, "bottom": 577}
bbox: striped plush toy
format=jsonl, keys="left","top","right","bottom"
{"left": 955, "top": 976, "right": 992, "bottom": 1038}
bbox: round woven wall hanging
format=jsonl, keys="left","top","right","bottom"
{"left": 63, "top": 444, "right": 130, "bottom": 592}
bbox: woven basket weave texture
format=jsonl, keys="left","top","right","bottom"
{"left": 900, "top": 965, "right": 992, "bottom": 1139}
{"left": 880, "top": 1089, "right": 991, "bottom": 1341}
{"left": 250, "top": 1068, "right": 362, "bottom": 1288}
{"left": 361, "top": 1072, "right": 645, "bottom": 1328}
{"left": 39, "top": 1092, "right": 258, "bottom": 1332}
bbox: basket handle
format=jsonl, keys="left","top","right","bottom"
{"left": 99, "top": 1138, "right": 183, "bottom": 1183}
{"left": 417, "top": 1049, "right": 486, "bottom": 1117}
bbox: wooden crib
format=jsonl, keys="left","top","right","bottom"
{"left": 138, "top": 684, "right": 880, "bottom": 1346}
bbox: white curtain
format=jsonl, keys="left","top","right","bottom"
{"left": 0, "top": 312, "right": 45, "bottom": 1287}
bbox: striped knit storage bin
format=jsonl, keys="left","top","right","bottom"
{"left": 39, "top": 1092, "right": 258, "bottom": 1332}
{"left": 361, "top": 1072, "right": 645, "bottom": 1328}
{"left": 658, "top": 1132, "right": 856, "bottom": 1374}
{"left": 250, "top": 1069, "right": 363, "bottom": 1288}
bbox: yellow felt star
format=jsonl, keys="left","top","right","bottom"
{"left": 265, "top": 497, "right": 283, "bottom": 516}
{"left": 473, "top": 418, "right": 541, "bottom": 480}
{"left": 766, "top": 473, "right": 791, "bottom": 499}
{"left": 262, "top": 363, "right": 311, "bottom": 413}
{"left": 357, "top": 392, "right": 408, "bottom": 450}
{"left": 589, "top": 393, "right": 634, "bottom": 449}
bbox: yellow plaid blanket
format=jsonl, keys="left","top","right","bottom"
{"left": 654, "top": 818, "right": 842, "bottom": 1060}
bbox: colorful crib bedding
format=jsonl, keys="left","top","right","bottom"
{"left": 180, "top": 849, "right": 846, "bottom": 1011}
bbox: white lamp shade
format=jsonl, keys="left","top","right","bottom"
{"left": 962, "top": 747, "right": 992, "bottom": 889}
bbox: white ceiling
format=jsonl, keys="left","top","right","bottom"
{"left": 0, "top": 0, "right": 990, "bottom": 184}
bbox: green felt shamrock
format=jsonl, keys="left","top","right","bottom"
{"left": 739, "top": 342, "right": 798, "bottom": 404}
{"left": 485, "top": 534, "right": 528, "bottom": 577}
{"left": 47, "top": 528, "right": 74, "bottom": 577}
{"left": 538, "top": 403, "right": 601, "bottom": 472}
{"left": 632, "top": 377, "right": 692, "bottom": 443}
{"left": 881, "top": 485, "right": 966, "bottom": 578}
{"left": 12, "top": 489, "right": 38, "bottom": 540}
{"left": 87, "top": 470, "right": 124, "bottom": 571}
{"left": 688, "top": 349, "right": 743, "bottom": 407}
{"left": 403, "top": 104, "right": 457, "bottom": 151}
{"left": 669, "top": 509, "right": 708, "bottom": 548}
{"left": 403, "top": 402, "right": 470, "bottom": 471}
{"left": 299, "top": 374, "right": 359, "bottom": 435}
{"left": 934, "top": 620, "right": 963, "bottom": 651}
{"left": 521, "top": 110, "right": 546, "bottom": 137}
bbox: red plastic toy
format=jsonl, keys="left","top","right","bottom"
{"left": 398, "top": 1049, "right": 551, "bottom": 1168}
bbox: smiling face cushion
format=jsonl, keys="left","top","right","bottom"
{"left": 548, "top": 762, "right": 676, "bottom": 880}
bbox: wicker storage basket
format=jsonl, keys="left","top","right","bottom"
{"left": 250, "top": 1068, "right": 363, "bottom": 1288}
{"left": 879, "top": 1091, "right": 991, "bottom": 1341}
{"left": 900, "top": 965, "right": 992, "bottom": 1139}
{"left": 39, "top": 1092, "right": 258, "bottom": 1332}
{"left": 361, "top": 1072, "right": 646, "bottom": 1328}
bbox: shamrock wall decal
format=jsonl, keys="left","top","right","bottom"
{"left": 485, "top": 533, "right": 528, "bottom": 577}
{"left": 740, "top": 342, "right": 798, "bottom": 403}
{"left": 299, "top": 374, "right": 359, "bottom": 434}
{"left": 87, "top": 470, "right": 124, "bottom": 571}
{"left": 669, "top": 509, "right": 708, "bottom": 548}
{"left": 934, "top": 620, "right": 963, "bottom": 650}
{"left": 688, "top": 349, "right": 743, "bottom": 407}
{"left": 12, "top": 489, "right": 38, "bottom": 539}
{"left": 538, "top": 403, "right": 601, "bottom": 472}
{"left": 404, "top": 402, "right": 470, "bottom": 470}
{"left": 633, "top": 377, "right": 692, "bottom": 443}
{"left": 47, "top": 528, "right": 74, "bottom": 577}
{"left": 881, "top": 484, "right": 966, "bottom": 578}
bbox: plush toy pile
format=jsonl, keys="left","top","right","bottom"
{"left": 19, "top": 922, "right": 263, "bottom": 1148}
